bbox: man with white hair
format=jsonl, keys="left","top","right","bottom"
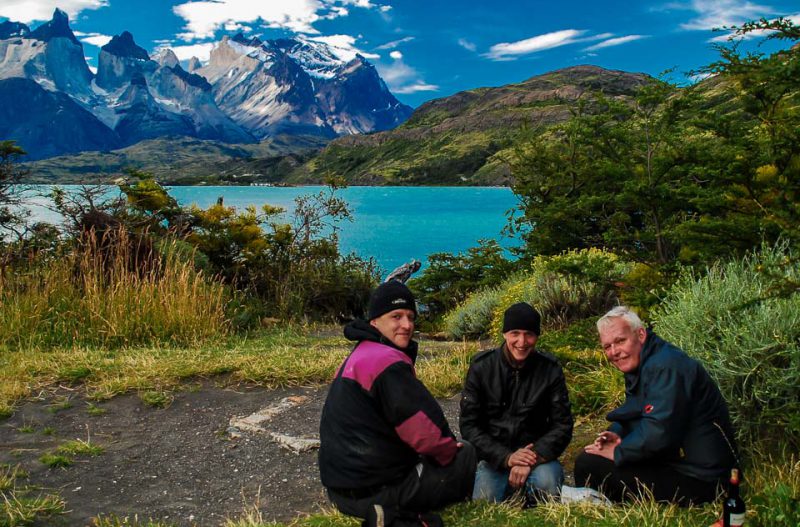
{"left": 573, "top": 306, "right": 738, "bottom": 505}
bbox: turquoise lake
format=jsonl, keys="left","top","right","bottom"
{"left": 24, "top": 186, "right": 521, "bottom": 276}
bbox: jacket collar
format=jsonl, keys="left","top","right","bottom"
{"left": 500, "top": 343, "right": 535, "bottom": 370}
{"left": 343, "top": 318, "right": 419, "bottom": 362}
{"left": 624, "top": 329, "right": 661, "bottom": 390}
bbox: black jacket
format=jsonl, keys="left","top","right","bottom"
{"left": 459, "top": 346, "right": 573, "bottom": 470}
{"left": 318, "top": 320, "right": 458, "bottom": 490}
{"left": 608, "top": 331, "right": 738, "bottom": 481}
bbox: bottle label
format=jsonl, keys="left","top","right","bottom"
{"left": 727, "top": 512, "right": 745, "bottom": 526}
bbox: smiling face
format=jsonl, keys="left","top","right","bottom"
{"left": 370, "top": 308, "right": 415, "bottom": 349}
{"left": 599, "top": 317, "right": 647, "bottom": 373}
{"left": 503, "top": 329, "right": 538, "bottom": 362}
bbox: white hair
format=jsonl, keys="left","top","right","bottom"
{"left": 597, "top": 306, "right": 644, "bottom": 333}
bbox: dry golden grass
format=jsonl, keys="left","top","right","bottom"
{"left": 0, "top": 233, "right": 231, "bottom": 350}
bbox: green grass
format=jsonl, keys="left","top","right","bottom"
{"left": 55, "top": 439, "right": 104, "bottom": 457}
{"left": 46, "top": 397, "right": 72, "bottom": 414}
{"left": 139, "top": 391, "right": 172, "bottom": 408}
{"left": 216, "top": 454, "right": 800, "bottom": 526}
{"left": 92, "top": 514, "right": 177, "bottom": 527}
{"left": 87, "top": 403, "right": 107, "bottom": 416}
{"left": 0, "top": 236, "right": 232, "bottom": 351}
{"left": 0, "top": 464, "right": 65, "bottom": 526}
{"left": 38, "top": 453, "right": 73, "bottom": 469}
{"left": 0, "top": 326, "right": 341, "bottom": 414}
{"left": 39, "top": 439, "right": 104, "bottom": 470}
{"left": 1, "top": 282, "right": 797, "bottom": 527}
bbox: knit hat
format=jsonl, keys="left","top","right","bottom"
{"left": 368, "top": 281, "right": 417, "bottom": 320}
{"left": 502, "top": 302, "right": 541, "bottom": 335}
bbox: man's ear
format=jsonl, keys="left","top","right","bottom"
{"left": 369, "top": 319, "right": 377, "bottom": 328}
{"left": 636, "top": 326, "right": 647, "bottom": 343}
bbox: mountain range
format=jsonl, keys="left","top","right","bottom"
{"left": 0, "top": 9, "right": 412, "bottom": 160}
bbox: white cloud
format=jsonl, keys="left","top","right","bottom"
{"left": 393, "top": 82, "right": 438, "bottom": 94}
{"left": 374, "top": 36, "right": 414, "bottom": 50}
{"left": 0, "top": 0, "right": 107, "bottom": 24}
{"left": 457, "top": 38, "right": 476, "bottom": 52}
{"left": 486, "top": 29, "right": 587, "bottom": 60}
{"left": 377, "top": 58, "right": 438, "bottom": 94}
{"left": 160, "top": 42, "right": 216, "bottom": 62}
{"left": 687, "top": 71, "right": 714, "bottom": 82}
{"left": 80, "top": 33, "right": 112, "bottom": 47}
{"left": 307, "top": 34, "right": 380, "bottom": 60}
{"left": 224, "top": 21, "right": 251, "bottom": 32}
{"left": 380, "top": 5, "right": 392, "bottom": 12}
{"left": 707, "top": 12, "right": 800, "bottom": 41}
{"left": 389, "top": 50, "right": 402, "bottom": 59}
{"left": 680, "top": 0, "right": 775, "bottom": 30}
{"left": 172, "top": 0, "right": 381, "bottom": 41}
{"left": 583, "top": 34, "right": 648, "bottom": 51}
{"left": 338, "top": 0, "right": 376, "bottom": 7}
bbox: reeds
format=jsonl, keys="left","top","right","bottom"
{"left": 0, "top": 229, "right": 231, "bottom": 349}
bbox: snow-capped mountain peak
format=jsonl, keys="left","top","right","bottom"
{"left": 0, "top": 12, "right": 412, "bottom": 160}
{"left": 28, "top": 8, "right": 80, "bottom": 45}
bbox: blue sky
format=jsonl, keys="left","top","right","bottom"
{"left": 1, "top": 0, "right": 798, "bottom": 107}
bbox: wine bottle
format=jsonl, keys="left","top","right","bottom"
{"left": 722, "top": 468, "right": 745, "bottom": 527}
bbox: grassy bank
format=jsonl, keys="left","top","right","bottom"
{"left": 0, "top": 330, "right": 478, "bottom": 418}
{"left": 2, "top": 321, "right": 798, "bottom": 525}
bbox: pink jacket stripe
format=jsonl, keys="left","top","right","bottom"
{"left": 395, "top": 410, "right": 458, "bottom": 466}
{"left": 339, "top": 340, "right": 414, "bottom": 391}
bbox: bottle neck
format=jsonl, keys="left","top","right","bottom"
{"left": 728, "top": 480, "right": 739, "bottom": 499}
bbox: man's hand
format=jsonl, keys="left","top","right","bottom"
{"left": 584, "top": 431, "right": 621, "bottom": 461}
{"left": 507, "top": 443, "right": 538, "bottom": 467}
{"left": 508, "top": 464, "right": 531, "bottom": 489}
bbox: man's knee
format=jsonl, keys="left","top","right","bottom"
{"left": 527, "top": 461, "right": 563, "bottom": 496}
{"left": 574, "top": 451, "right": 611, "bottom": 487}
{"left": 472, "top": 460, "right": 506, "bottom": 502}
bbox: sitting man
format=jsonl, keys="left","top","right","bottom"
{"left": 574, "top": 306, "right": 739, "bottom": 505}
{"left": 319, "top": 281, "right": 476, "bottom": 525}
{"left": 460, "top": 302, "right": 573, "bottom": 504}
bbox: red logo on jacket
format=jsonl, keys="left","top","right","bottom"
{"left": 644, "top": 404, "right": 654, "bottom": 414}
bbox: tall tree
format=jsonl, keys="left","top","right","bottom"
{"left": 0, "top": 140, "right": 28, "bottom": 236}
{"left": 686, "top": 17, "right": 800, "bottom": 248}
{"left": 511, "top": 80, "right": 700, "bottom": 266}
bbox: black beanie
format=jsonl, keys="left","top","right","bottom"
{"left": 502, "top": 302, "right": 541, "bottom": 335}
{"left": 368, "top": 281, "right": 417, "bottom": 320}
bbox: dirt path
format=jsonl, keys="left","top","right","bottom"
{"left": 0, "top": 381, "right": 463, "bottom": 527}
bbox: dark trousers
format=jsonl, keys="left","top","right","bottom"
{"left": 327, "top": 441, "right": 477, "bottom": 519}
{"left": 573, "top": 451, "right": 721, "bottom": 506}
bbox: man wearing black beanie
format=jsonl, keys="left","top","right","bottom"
{"left": 460, "top": 302, "right": 573, "bottom": 506}
{"left": 319, "top": 281, "right": 476, "bottom": 526}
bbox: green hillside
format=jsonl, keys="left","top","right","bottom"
{"left": 290, "top": 65, "right": 655, "bottom": 185}
{"left": 22, "top": 135, "right": 327, "bottom": 185}
{"left": 21, "top": 65, "right": 738, "bottom": 187}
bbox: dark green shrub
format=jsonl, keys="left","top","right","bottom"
{"left": 409, "top": 239, "right": 517, "bottom": 322}
{"left": 489, "top": 248, "right": 631, "bottom": 336}
{"left": 654, "top": 243, "right": 800, "bottom": 448}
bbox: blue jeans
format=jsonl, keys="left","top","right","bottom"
{"left": 472, "top": 459, "right": 563, "bottom": 502}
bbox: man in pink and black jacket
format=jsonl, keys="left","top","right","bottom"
{"left": 319, "top": 281, "right": 476, "bottom": 522}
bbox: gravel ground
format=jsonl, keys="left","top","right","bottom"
{"left": 0, "top": 380, "right": 462, "bottom": 527}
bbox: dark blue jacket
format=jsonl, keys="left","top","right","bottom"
{"left": 608, "top": 331, "right": 738, "bottom": 481}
